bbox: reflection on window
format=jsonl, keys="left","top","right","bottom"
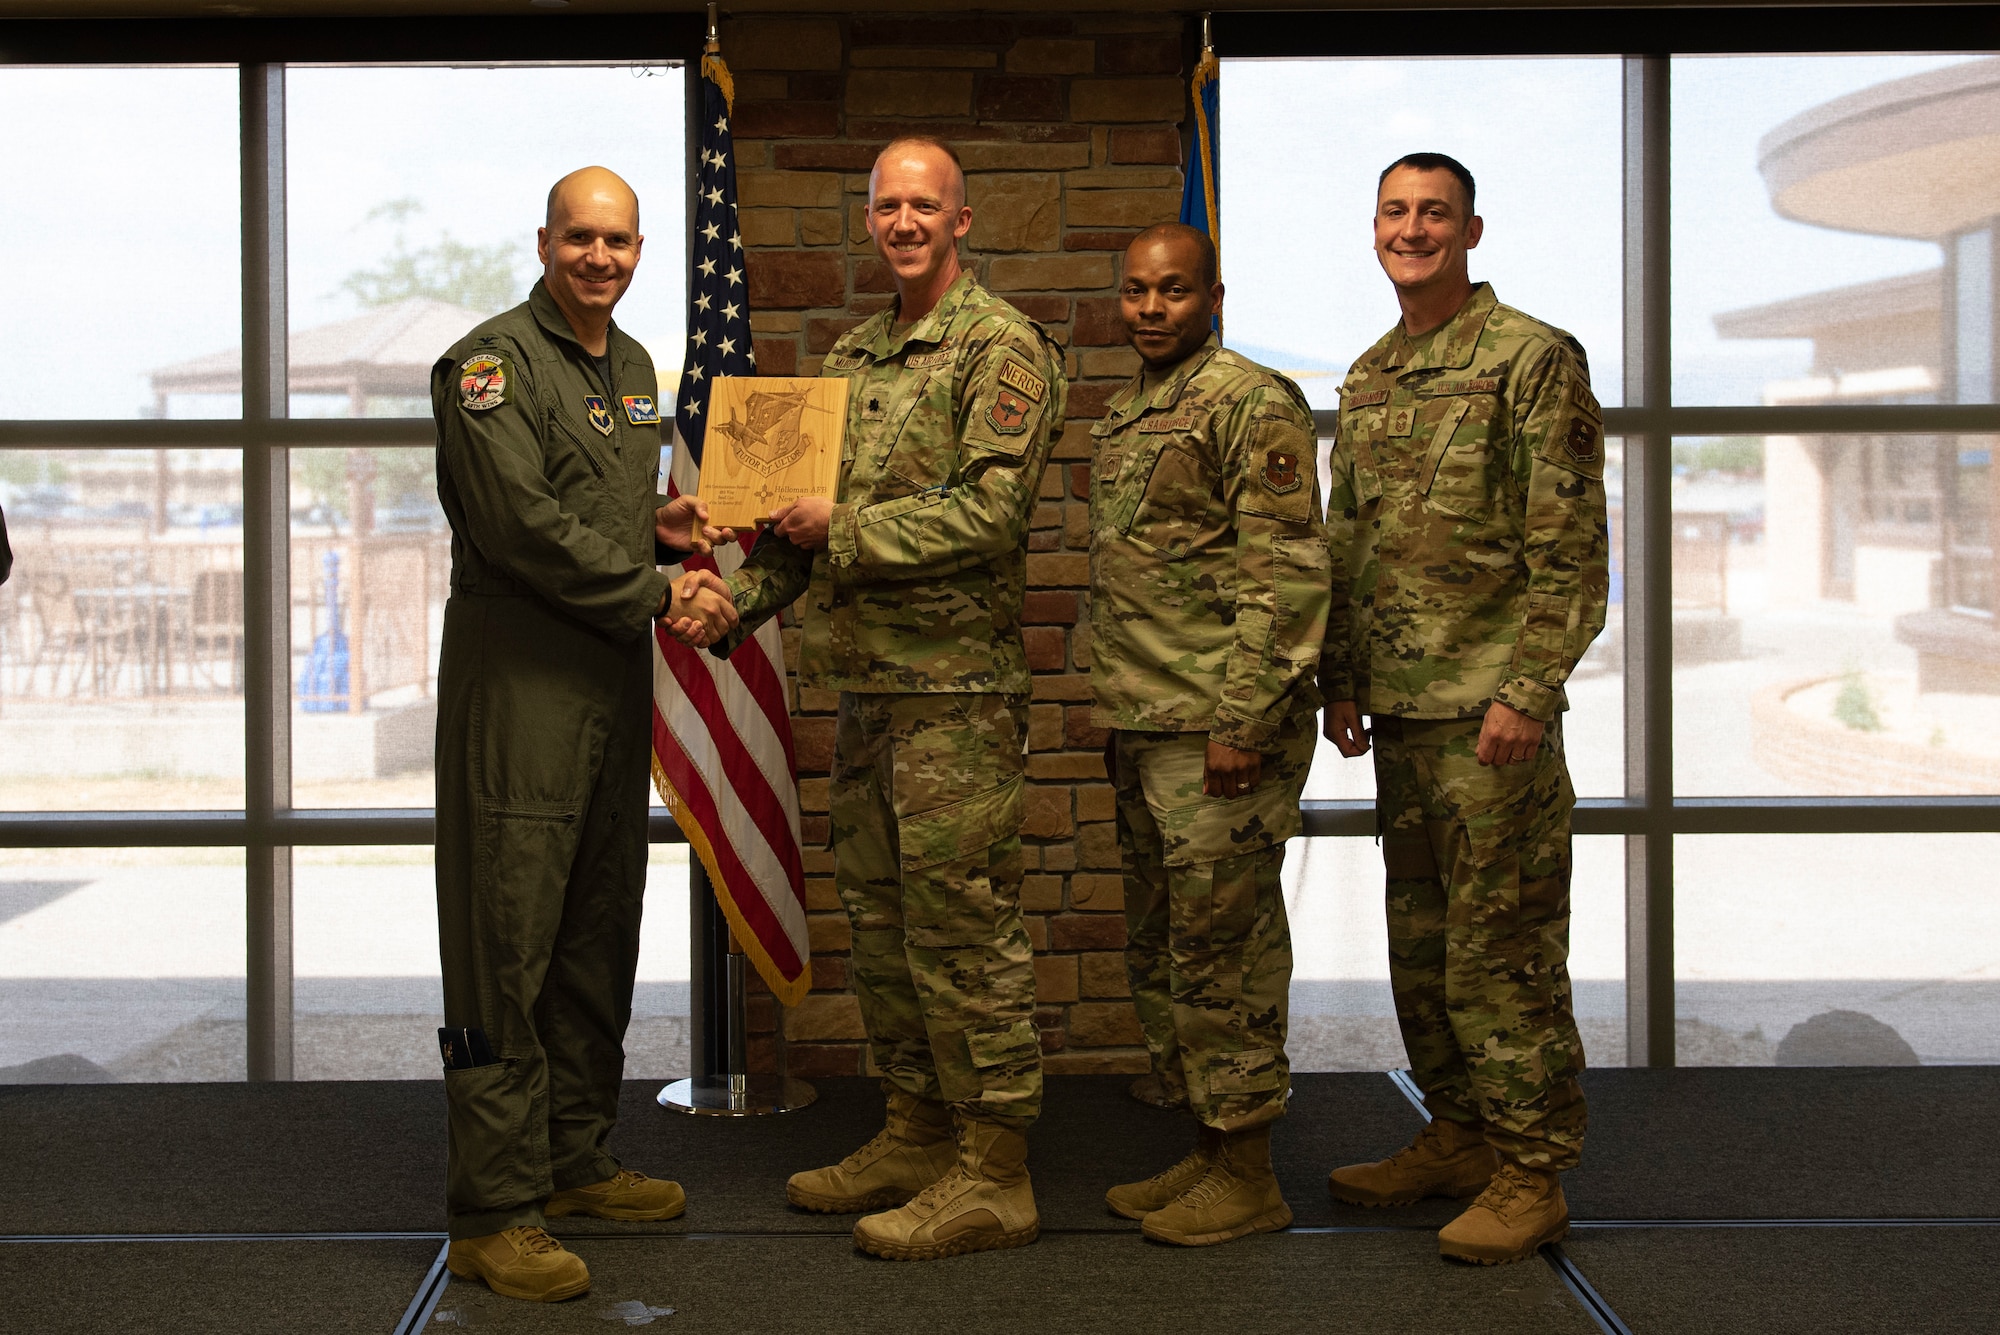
{"left": 0, "top": 848, "right": 247, "bottom": 1082}
{"left": 1676, "top": 54, "right": 1997, "bottom": 406}
{"left": 0, "top": 450, "right": 245, "bottom": 811}
{"left": 1677, "top": 834, "right": 2000, "bottom": 1066}
{"left": 1222, "top": 57, "right": 1624, "bottom": 409}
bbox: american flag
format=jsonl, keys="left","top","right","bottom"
{"left": 650, "top": 51, "right": 810, "bottom": 1007}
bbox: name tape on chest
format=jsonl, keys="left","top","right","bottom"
{"left": 458, "top": 353, "right": 509, "bottom": 412}
{"left": 1342, "top": 389, "right": 1389, "bottom": 409}
{"left": 996, "top": 358, "right": 1047, "bottom": 405}
{"left": 825, "top": 352, "right": 867, "bottom": 371}
{"left": 904, "top": 342, "right": 955, "bottom": 372}
{"left": 621, "top": 395, "right": 660, "bottom": 426}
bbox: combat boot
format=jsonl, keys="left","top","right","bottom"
{"left": 1437, "top": 1162, "right": 1569, "bottom": 1264}
{"left": 445, "top": 1226, "right": 590, "bottom": 1303}
{"left": 786, "top": 1087, "right": 955, "bottom": 1213}
{"left": 851, "top": 1115, "right": 1039, "bottom": 1260}
{"left": 545, "top": 1169, "right": 686, "bottom": 1222}
{"left": 1105, "top": 1125, "right": 1222, "bottom": 1220}
{"left": 1140, "top": 1125, "right": 1292, "bottom": 1247}
{"left": 1328, "top": 1115, "right": 1499, "bottom": 1207}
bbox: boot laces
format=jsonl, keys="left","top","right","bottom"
{"left": 507, "top": 1227, "right": 563, "bottom": 1255}
{"left": 840, "top": 1128, "right": 901, "bottom": 1171}
{"left": 906, "top": 1165, "right": 971, "bottom": 1212}
{"left": 1173, "top": 1161, "right": 1240, "bottom": 1212}
{"left": 1474, "top": 1163, "right": 1538, "bottom": 1212}
{"left": 1388, "top": 1117, "right": 1460, "bottom": 1167}
{"left": 1143, "top": 1145, "right": 1208, "bottom": 1189}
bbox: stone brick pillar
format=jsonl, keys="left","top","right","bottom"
{"left": 718, "top": 11, "right": 1192, "bottom": 1080}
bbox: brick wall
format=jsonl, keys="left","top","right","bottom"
{"left": 719, "top": 11, "right": 1193, "bottom": 1080}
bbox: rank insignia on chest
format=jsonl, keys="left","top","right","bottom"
{"left": 621, "top": 395, "right": 660, "bottom": 426}
{"left": 988, "top": 388, "right": 1032, "bottom": 434}
{"left": 1263, "top": 449, "right": 1302, "bottom": 493}
{"left": 1388, "top": 406, "right": 1415, "bottom": 438}
{"left": 458, "top": 353, "right": 509, "bottom": 412}
{"left": 582, "top": 395, "right": 615, "bottom": 436}
{"left": 1566, "top": 416, "right": 1600, "bottom": 463}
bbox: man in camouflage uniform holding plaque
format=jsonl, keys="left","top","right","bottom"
{"left": 1321, "top": 154, "right": 1609, "bottom": 1265}
{"left": 711, "top": 136, "right": 1066, "bottom": 1260}
{"left": 1089, "top": 224, "right": 1330, "bottom": 1247}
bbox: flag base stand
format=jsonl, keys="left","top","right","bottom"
{"left": 657, "top": 1074, "right": 817, "bottom": 1116}
{"left": 659, "top": 868, "right": 815, "bottom": 1117}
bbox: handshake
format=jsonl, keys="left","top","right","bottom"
{"left": 651, "top": 494, "right": 740, "bottom": 650}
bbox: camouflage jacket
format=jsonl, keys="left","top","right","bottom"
{"left": 1323, "top": 284, "right": 1609, "bottom": 721}
{"left": 431, "top": 278, "right": 670, "bottom": 644}
{"left": 721, "top": 272, "right": 1066, "bottom": 693}
{"left": 1089, "top": 337, "right": 1331, "bottom": 751}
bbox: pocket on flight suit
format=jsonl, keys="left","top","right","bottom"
{"left": 479, "top": 799, "right": 584, "bottom": 945}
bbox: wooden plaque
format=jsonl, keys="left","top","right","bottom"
{"left": 695, "top": 376, "right": 848, "bottom": 528}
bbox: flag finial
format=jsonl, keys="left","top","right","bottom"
{"left": 1200, "top": 11, "right": 1212, "bottom": 54}
{"left": 705, "top": 2, "right": 719, "bottom": 52}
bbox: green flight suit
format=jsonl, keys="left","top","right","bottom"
{"left": 719, "top": 272, "right": 1066, "bottom": 1127}
{"left": 430, "top": 278, "right": 673, "bottom": 1240}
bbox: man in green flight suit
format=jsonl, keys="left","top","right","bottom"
{"left": 431, "top": 166, "right": 737, "bottom": 1302}
{"left": 1321, "top": 154, "right": 1610, "bottom": 1265}
{"left": 708, "top": 136, "right": 1067, "bottom": 1260}
{"left": 1090, "top": 223, "right": 1330, "bottom": 1247}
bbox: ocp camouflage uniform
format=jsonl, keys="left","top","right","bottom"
{"left": 1323, "top": 283, "right": 1609, "bottom": 1170}
{"left": 1090, "top": 336, "right": 1330, "bottom": 1133}
{"left": 721, "top": 272, "right": 1066, "bottom": 1127}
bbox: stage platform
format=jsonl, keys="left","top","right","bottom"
{"left": 3, "top": 1069, "right": 1995, "bottom": 1333}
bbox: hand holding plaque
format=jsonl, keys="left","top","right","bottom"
{"left": 695, "top": 376, "right": 847, "bottom": 530}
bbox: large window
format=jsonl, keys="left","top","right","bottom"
{"left": 1229, "top": 48, "right": 2000, "bottom": 1070}
{"left": 0, "top": 55, "right": 690, "bottom": 1083}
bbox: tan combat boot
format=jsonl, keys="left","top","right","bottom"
{"left": 1328, "top": 1115, "right": 1499, "bottom": 1207}
{"left": 1140, "top": 1125, "right": 1293, "bottom": 1247}
{"left": 1437, "top": 1162, "right": 1569, "bottom": 1264}
{"left": 786, "top": 1087, "right": 955, "bottom": 1213}
{"left": 445, "top": 1226, "right": 590, "bottom": 1303}
{"left": 545, "top": 1169, "right": 686, "bottom": 1222}
{"left": 1105, "top": 1125, "right": 1222, "bottom": 1220}
{"left": 851, "top": 1115, "right": 1039, "bottom": 1260}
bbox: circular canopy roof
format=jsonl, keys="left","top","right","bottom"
{"left": 1759, "top": 57, "right": 2000, "bottom": 241}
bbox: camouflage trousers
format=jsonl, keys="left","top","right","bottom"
{"left": 831, "top": 691, "right": 1041, "bottom": 1128}
{"left": 1372, "top": 713, "right": 1587, "bottom": 1171}
{"left": 1113, "top": 711, "right": 1315, "bottom": 1132}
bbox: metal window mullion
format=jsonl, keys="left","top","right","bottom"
{"left": 1622, "top": 53, "right": 1674, "bottom": 1069}
{"left": 241, "top": 62, "right": 293, "bottom": 1083}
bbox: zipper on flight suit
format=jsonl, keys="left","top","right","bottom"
{"left": 547, "top": 406, "right": 607, "bottom": 479}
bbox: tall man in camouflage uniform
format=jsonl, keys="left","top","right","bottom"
{"left": 432, "top": 167, "right": 738, "bottom": 1303}
{"left": 1321, "top": 154, "right": 1609, "bottom": 1265}
{"left": 710, "top": 136, "right": 1066, "bottom": 1260}
{"left": 1088, "top": 224, "right": 1328, "bottom": 1247}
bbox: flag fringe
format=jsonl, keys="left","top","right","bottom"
{"left": 652, "top": 751, "right": 810, "bottom": 1009}
{"left": 1190, "top": 49, "right": 1221, "bottom": 251}
{"left": 701, "top": 53, "right": 735, "bottom": 113}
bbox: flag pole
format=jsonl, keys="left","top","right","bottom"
{"left": 657, "top": 6, "right": 814, "bottom": 1116}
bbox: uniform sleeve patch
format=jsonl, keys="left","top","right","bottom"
{"left": 1566, "top": 414, "right": 1601, "bottom": 464}
{"left": 458, "top": 353, "right": 511, "bottom": 412}
{"left": 1263, "top": 448, "right": 1302, "bottom": 494}
{"left": 996, "top": 357, "right": 1047, "bottom": 405}
{"left": 988, "top": 387, "right": 1034, "bottom": 434}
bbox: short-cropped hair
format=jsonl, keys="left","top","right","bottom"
{"left": 1129, "top": 222, "right": 1219, "bottom": 288}
{"left": 1378, "top": 152, "right": 1476, "bottom": 215}
{"left": 873, "top": 135, "right": 966, "bottom": 205}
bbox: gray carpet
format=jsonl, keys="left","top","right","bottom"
{"left": 0, "top": 1239, "right": 441, "bottom": 1335}
{"left": 1563, "top": 1225, "right": 2000, "bottom": 1334}
{"left": 432, "top": 1231, "right": 1600, "bottom": 1335}
{"left": 1563, "top": 1066, "right": 2000, "bottom": 1219}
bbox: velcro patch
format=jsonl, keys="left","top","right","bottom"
{"left": 458, "top": 353, "right": 510, "bottom": 412}
{"left": 1429, "top": 376, "right": 1501, "bottom": 395}
{"left": 582, "top": 395, "right": 614, "bottom": 436}
{"left": 1138, "top": 413, "right": 1196, "bottom": 434}
{"left": 1343, "top": 389, "right": 1389, "bottom": 409}
{"left": 997, "top": 357, "right": 1047, "bottom": 404}
{"left": 988, "top": 388, "right": 1033, "bottom": 434}
{"left": 905, "top": 342, "right": 954, "bottom": 371}
{"left": 621, "top": 395, "right": 660, "bottom": 425}
{"left": 1566, "top": 415, "right": 1601, "bottom": 463}
{"left": 824, "top": 352, "right": 866, "bottom": 371}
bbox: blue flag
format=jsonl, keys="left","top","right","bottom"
{"left": 1180, "top": 50, "right": 1220, "bottom": 246}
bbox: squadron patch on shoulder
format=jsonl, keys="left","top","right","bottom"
{"left": 1565, "top": 415, "right": 1601, "bottom": 463}
{"left": 582, "top": 395, "right": 615, "bottom": 436}
{"left": 996, "top": 358, "right": 1047, "bottom": 405}
{"left": 1263, "top": 449, "right": 1302, "bottom": 494}
{"left": 988, "top": 388, "right": 1033, "bottom": 434}
{"left": 621, "top": 395, "right": 660, "bottom": 426}
{"left": 458, "top": 353, "right": 510, "bottom": 412}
